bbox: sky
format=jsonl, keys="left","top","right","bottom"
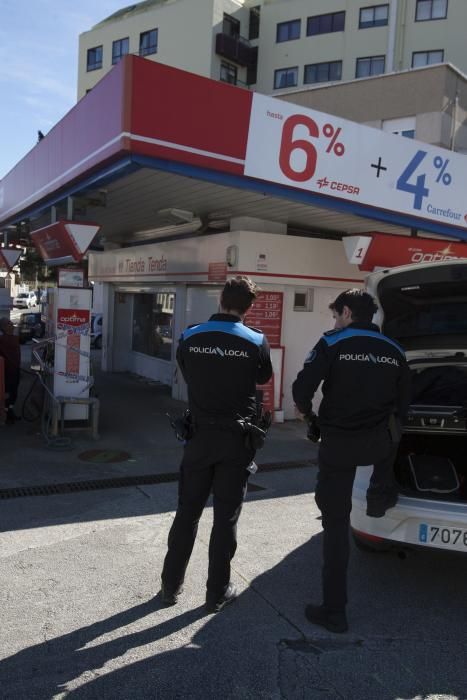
{"left": 0, "top": 0, "right": 127, "bottom": 179}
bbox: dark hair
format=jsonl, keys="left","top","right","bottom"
{"left": 220, "top": 276, "right": 258, "bottom": 314}
{"left": 329, "top": 288, "right": 378, "bottom": 323}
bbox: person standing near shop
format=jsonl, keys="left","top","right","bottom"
{"left": 0, "top": 317, "right": 21, "bottom": 423}
{"left": 292, "top": 289, "right": 410, "bottom": 633}
{"left": 160, "top": 276, "right": 273, "bottom": 613}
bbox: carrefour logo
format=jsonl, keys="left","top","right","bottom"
{"left": 189, "top": 346, "right": 249, "bottom": 358}
{"left": 339, "top": 353, "right": 399, "bottom": 367}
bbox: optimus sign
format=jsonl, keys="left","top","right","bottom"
{"left": 344, "top": 232, "right": 467, "bottom": 272}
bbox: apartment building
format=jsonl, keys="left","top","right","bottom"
{"left": 77, "top": 0, "right": 255, "bottom": 99}
{"left": 78, "top": 0, "right": 465, "bottom": 98}
{"left": 255, "top": 0, "right": 463, "bottom": 94}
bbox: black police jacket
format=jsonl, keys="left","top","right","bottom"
{"left": 292, "top": 322, "right": 411, "bottom": 433}
{"left": 177, "top": 313, "right": 273, "bottom": 423}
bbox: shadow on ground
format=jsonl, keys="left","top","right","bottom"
{"left": 2, "top": 533, "right": 467, "bottom": 700}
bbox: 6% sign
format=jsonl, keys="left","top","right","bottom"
{"left": 278, "top": 114, "right": 345, "bottom": 183}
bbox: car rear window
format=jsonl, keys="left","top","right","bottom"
{"left": 380, "top": 276, "right": 467, "bottom": 341}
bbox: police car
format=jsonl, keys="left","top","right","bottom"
{"left": 351, "top": 260, "right": 467, "bottom": 554}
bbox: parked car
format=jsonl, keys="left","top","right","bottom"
{"left": 91, "top": 312, "right": 103, "bottom": 349}
{"left": 13, "top": 291, "right": 37, "bottom": 308}
{"left": 17, "top": 312, "right": 45, "bottom": 344}
{"left": 351, "top": 260, "right": 467, "bottom": 555}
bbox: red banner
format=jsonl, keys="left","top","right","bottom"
{"left": 344, "top": 232, "right": 467, "bottom": 272}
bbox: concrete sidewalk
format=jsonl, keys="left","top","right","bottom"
{"left": 0, "top": 353, "right": 315, "bottom": 489}
{"left": 1, "top": 353, "right": 467, "bottom": 699}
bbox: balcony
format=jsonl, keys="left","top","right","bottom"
{"left": 215, "top": 33, "right": 256, "bottom": 67}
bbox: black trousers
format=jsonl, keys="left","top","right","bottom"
{"left": 5, "top": 368, "right": 20, "bottom": 408}
{"left": 315, "top": 427, "right": 394, "bottom": 612}
{"left": 161, "top": 427, "right": 254, "bottom": 600}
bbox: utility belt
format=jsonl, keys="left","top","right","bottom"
{"left": 167, "top": 409, "right": 272, "bottom": 449}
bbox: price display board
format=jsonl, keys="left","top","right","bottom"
{"left": 245, "top": 291, "right": 283, "bottom": 347}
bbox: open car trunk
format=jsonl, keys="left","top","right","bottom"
{"left": 372, "top": 262, "right": 467, "bottom": 503}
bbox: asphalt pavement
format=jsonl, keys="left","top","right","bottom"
{"left": 1, "top": 348, "right": 467, "bottom": 699}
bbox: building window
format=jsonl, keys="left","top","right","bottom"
{"left": 307, "top": 12, "right": 345, "bottom": 36}
{"left": 412, "top": 49, "right": 444, "bottom": 67}
{"left": 132, "top": 292, "right": 175, "bottom": 361}
{"left": 304, "top": 60, "right": 342, "bottom": 84}
{"left": 356, "top": 55, "right": 385, "bottom": 77}
{"left": 223, "top": 13, "right": 240, "bottom": 37}
{"left": 359, "top": 4, "right": 389, "bottom": 28}
{"left": 220, "top": 62, "right": 237, "bottom": 85}
{"left": 276, "top": 19, "right": 301, "bottom": 42}
{"left": 247, "top": 61, "right": 258, "bottom": 85}
{"left": 139, "top": 29, "right": 158, "bottom": 56}
{"left": 86, "top": 46, "right": 103, "bottom": 72}
{"left": 112, "top": 37, "right": 129, "bottom": 65}
{"left": 415, "top": 0, "right": 448, "bottom": 20}
{"left": 274, "top": 67, "right": 298, "bottom": 89}
{"left": 383, "top": 116, "right": 416, "bottom": 138}
{"left": 249, "top": 6, "right": 260, "bottom": 40}
{"left": 294, "top": 289, "right": 314, "bottom": 312}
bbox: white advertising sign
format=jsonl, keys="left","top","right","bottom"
{"left": 244, "top": 93, "right": 467, "bottom": 233}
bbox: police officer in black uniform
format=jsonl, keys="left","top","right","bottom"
{"left": 161, "top": 276, "right": 272, "bottom": 613}
{"left": 292, "top": 289, "right": 410, "bottom": 633}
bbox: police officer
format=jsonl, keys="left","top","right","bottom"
{"left": 292, "top": 289, "right": 410, "bottom": 633}
{"left": 161, "top": 276, "right": 272, "bottom": 613}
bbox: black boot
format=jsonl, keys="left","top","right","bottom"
{"left": 205, "top": 582, "right": 237, "bottom": 613}
{"left": 305, "top": 604, "right": 348, "bottom": 633}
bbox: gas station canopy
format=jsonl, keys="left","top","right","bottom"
{"left": 1, "top": 55, "right": 467, "bottom": 246}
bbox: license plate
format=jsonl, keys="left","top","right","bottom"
{"left": 419, "top": 523, "right": 467, "bottom": 550}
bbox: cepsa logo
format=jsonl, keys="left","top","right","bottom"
{"left": 189, "top": 346, "right": 249, "bottom": 359}
{"left": 410, "top": 244, "right": 467, "bottom": 264}
{"left": 316, "top": 177, "right": 360, "bottom": 195}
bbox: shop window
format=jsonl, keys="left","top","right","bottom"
{"left": 112, "top": 37, "right": 129, "bottom": 65}
{"left": 356, "top": 55, "right": 385, "bottom": 78}
{"left": 132, "top": 292, "right": 175, "bottom": 361}
{"left": 304, "top": 60, "right": 342, "bottom": 84}
{"left": 412, "top": 49, "right": 444, "bottom": 67}
{"left": 359, "top": 5, "right": 389, "bottom": 28}
{"left": 294, "top": 289, "right": 314, "bottom": 312}
{"left": 87, "top": 46, "right": 103, "bottom": 72}
{"left": 220, "top": 62, "right": 237, "bottom": 85}
{"left": 415, "top": 0, "right": 447, "bottom": 21}
{"left": 274, "top": 66, "right": 298, "bottom": 89}
{"left": 276, "top": 19, "right": 301, "bottom": 43}
{"left": 139, "top": 28, "right": 158, "bottom": 56}
{"left": 307, "top": 12, "right": 345, "bottom": 36}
